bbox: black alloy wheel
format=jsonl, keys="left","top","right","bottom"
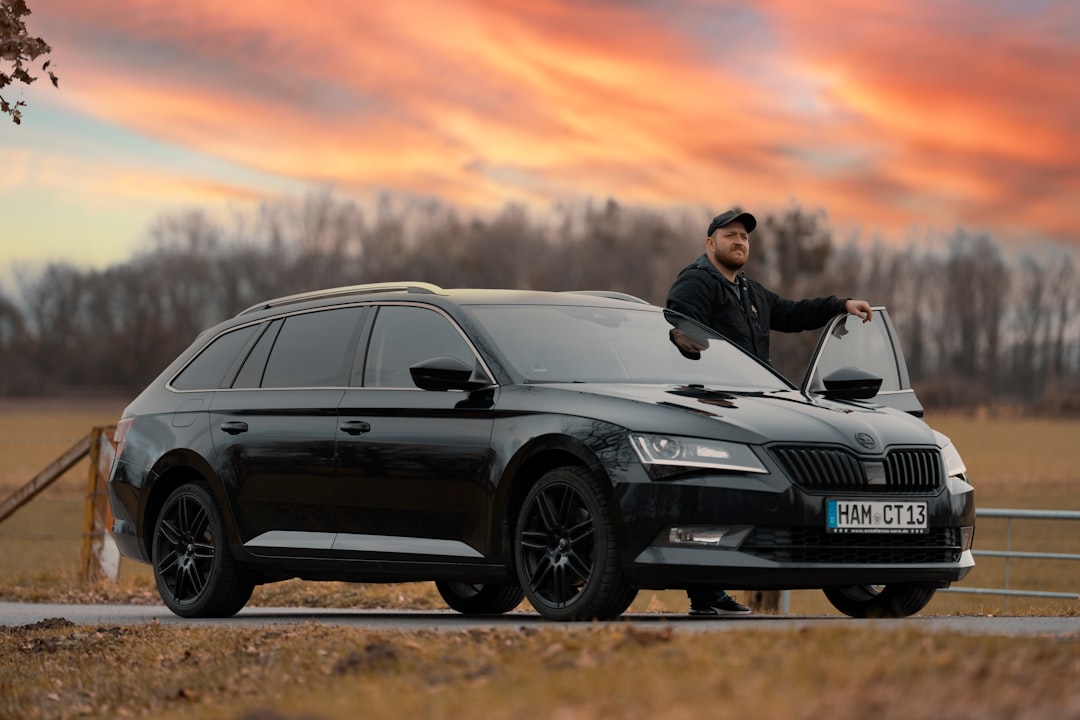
{"left": 514, "top": 466, "right": 636, "bottom": 621}
{"left": 152, "top": 482, "right": 253, "bottom": 618}
{"left": 435, "top": 581, "right": 525, "bottom": 615}
{"left": 823, "top": 582, "right": 937, "bottom": 618}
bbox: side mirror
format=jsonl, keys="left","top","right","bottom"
{"left": 409, "top": 356, "right": 491, "bottom": 392}
{"left": 820, "top": 366, "right": 883, "bottom": 401}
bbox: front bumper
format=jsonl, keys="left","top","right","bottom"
{"left": 614, "top": 470, "right": 975, "bottom": 590}
{"left": 628, "top": 545, "right": 975, "bottom": 590}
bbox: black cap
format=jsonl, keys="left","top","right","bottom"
{"left": 707, "top": 209, "right": 757, "bottom": 236}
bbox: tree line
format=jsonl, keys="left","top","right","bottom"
{"left": 2, "top": 192, "right": 1077, "bottom": 414}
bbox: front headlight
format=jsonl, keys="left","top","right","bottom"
{"left": 939, "top": 440, "right": 967, "bottom": 479}
{"left": 629, "top": 433, "right": 767, "bottom": 474}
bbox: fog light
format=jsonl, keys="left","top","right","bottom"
{"left": 667, "top": 526, "right": 751, "bottom": 548}
{"left": 960, "top": 525, "right": 975, "bottom": 551}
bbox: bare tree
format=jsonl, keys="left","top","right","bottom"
{"left": 1045, "top": 255, "right": 1078, "bottom": 381}
{"left": 559, "top": 199, "right": 698, "bottom": 303}
{"left": 16, "top": 263, "right": 83, "bottom": 384}
{"left": 1012, "top": 257, "right": 1048, "bottom": 397}
{"left": 751, "top": 206, "right": 835, "bottom": 382}
{"left": 1, "top": 191, "right": 1077, "bottom": 410}
{"left": 754, "top": 206, "right": 833, "bottom": 299}
{"left": 0, "top": 292, "right": 29, "bottom": 393}
{"left": 940, "top": 233, "right": 1009, "bottom": 398}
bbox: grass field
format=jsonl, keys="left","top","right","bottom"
{"left": 1, "top": 401, "right": 1079, "bottom": 720}
{"left": 0, "top": 400, "right": 1078, "bottom": 616}
{"left": 2, "top": 621, "right": 1078, "bottom": 720}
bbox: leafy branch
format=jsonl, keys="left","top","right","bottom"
{"left": 1, "top": 0, "right": 58, "bottom": 125}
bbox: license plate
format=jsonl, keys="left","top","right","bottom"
{"left": 827, "top": 500, "right": 928, "bottom": 534}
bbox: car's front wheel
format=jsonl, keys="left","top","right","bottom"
{"left": 435, "top": 581, "right": 524, "bottom": 615}
{"left": 152, "top": 482, "right": 254, "bottom": 618}
{"left": 514, "top": 466, "right": 636, "bottom": 621}
{"left": 823, "top": 583, "right": 937, "bottom": 618}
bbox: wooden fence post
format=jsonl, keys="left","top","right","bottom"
{"left": 79, "top": 426, "right": 119, "bottom": 583}
{"left": 0, "top": 427, "right": 119, "bottom": 584}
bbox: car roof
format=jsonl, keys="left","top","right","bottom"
{"left": 236, "top": 282, "right": 652, "bottom": 318}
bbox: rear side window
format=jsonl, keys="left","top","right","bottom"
{"left": 232, "top": 320, "right": 281, "bottom": 388}
{"left": 172, "top": 325, "right": 259, "bottom": 390}
{"left": 261, "top": 307, "right": 364, "bottom": 388}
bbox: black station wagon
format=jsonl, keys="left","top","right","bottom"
{"left": 107, "top": 282, "right": 974, "bottom": 620}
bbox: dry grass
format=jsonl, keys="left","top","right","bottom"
{"left": 1, "top": 403, "right": 1078, "bottom": 617}
{"left": 2, "top": 404, "right": 1080, "bottom": 719}
{"left": 0, "top": 398, "right": 126, "bottom": 498}
{"left": 1, "top": 620, "right": 1078, "bottom": 720}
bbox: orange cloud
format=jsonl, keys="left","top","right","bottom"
{"left": 755, "top": 0, "right": 1079, "bottom": 238}
{"left": 27, "top": 0, "right": 1080, "bottom": 251}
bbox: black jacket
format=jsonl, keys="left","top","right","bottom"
{"left": 666, "top": 254, "right": 846, "bottom": 364}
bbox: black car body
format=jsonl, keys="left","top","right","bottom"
{"left": 108, "top": 282, "right": 974, "bottom": 620}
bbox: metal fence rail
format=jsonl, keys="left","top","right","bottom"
{"left": 942, "top": 508, "right": 1080, "bottom": 606}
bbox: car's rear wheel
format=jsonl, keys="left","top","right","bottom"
{"left": 152, "top": 482, "right": 253, "bottom": 618}
{"left": 823, "top": 583, "right": 937, "bottom": 618}
{"left": 435, "top": 581, "right": 524, "bottom": 615}
{"left": 514, "top": 466, "right": 636, "bottom": 621}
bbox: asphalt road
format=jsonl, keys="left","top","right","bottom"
{"left": 2, "top": 602, "right": 1078, "bottom": 636}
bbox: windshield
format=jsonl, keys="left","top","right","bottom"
{"left": 467, "top": 304, "right": 790, "bottom": 391}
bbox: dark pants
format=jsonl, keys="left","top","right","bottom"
{"left": 687, "top": 588, "right": 723, "bottom": 605}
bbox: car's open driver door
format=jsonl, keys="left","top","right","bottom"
{"left": 801, "top": 306, "right": 925, "bottom": 417}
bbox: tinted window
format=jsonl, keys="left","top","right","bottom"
{"left": 364, "top": 306, "right": 476, "bottom": 388}
{"left": 261, "top": 308, "right": 364, "bottom": 388}
{"left": 232, "top": 320, "right": 281, "bottom": 389}
{"left": 808, "top": 314, "right": 901, "bottom": 392}
{"left": 172, "top": 325, "right": 258, "bottom": 390}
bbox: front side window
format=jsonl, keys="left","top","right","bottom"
{"left": 261, "top": 307, "right": 364, "bottom": 388}
{"left": 363, "top": 305, "right": 476, "bottom": 388}
{"left": 807, "top": 313, "right": 902, "bottom": 392}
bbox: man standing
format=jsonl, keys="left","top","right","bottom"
{"left": 666, "top": 207, "right": 873, "bottom": 616}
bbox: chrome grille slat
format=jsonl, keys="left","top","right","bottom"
{"left": 771, "top": 446, "right": 942, "bottom": 493}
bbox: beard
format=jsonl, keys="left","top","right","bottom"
{"left": 714, "top": 246, "right": 748, "bottom": 272}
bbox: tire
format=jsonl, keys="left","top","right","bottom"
{"left": 435, "top": 581, "right": 525, "bottom": 615}
{"left": 514, "top": 466, "right": 636, "bottom": 621}
{"left": 152, "top": 482, "right": 254, "bottom": 618}
{"left": 823, "top": 583, "right": 937, "bottom": 618}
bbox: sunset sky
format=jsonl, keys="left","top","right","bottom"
{"left": 1, "top": 0, "right": 1077, "bottom": 285}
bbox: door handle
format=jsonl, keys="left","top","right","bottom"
{"left": 220, "top": 421, "right": 249, "bottom": 435}
{"left": 339, "top": 421, "right": 371, "bottom": 436}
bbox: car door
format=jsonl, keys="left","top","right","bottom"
{"left": 209, "top": 306, "right": 367, "bottom": 555}
{"left": 334, "top": 303, "right": 497, "bottom": 562}
{"left": 801, "top": 306, "right": 925, "bottom": 416}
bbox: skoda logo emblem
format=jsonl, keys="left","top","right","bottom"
{"left": 855, "top": 432, "right": 876, "bottom": 449}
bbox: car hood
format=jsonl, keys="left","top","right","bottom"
{"left": 529, "top": 382, "right": 937, "bottom": 451}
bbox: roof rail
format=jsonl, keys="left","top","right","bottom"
{"left": 238, "top": 281, "right": 445, "bottom": 316}
{"left": 564, "top": 290, "right": 650, "bottom": 305}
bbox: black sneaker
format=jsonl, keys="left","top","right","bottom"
{"left": 689, "top": 591, "right": 751, "bottom": 616}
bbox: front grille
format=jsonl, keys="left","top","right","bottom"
{"left": 742, "top": 527, "right": 962, "bottom": 564}
{"left": 770, "top": 446, "right": 943, "bottom": 493}
{"left": 884, "top": 449, "right": 943, "bottom": 491}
